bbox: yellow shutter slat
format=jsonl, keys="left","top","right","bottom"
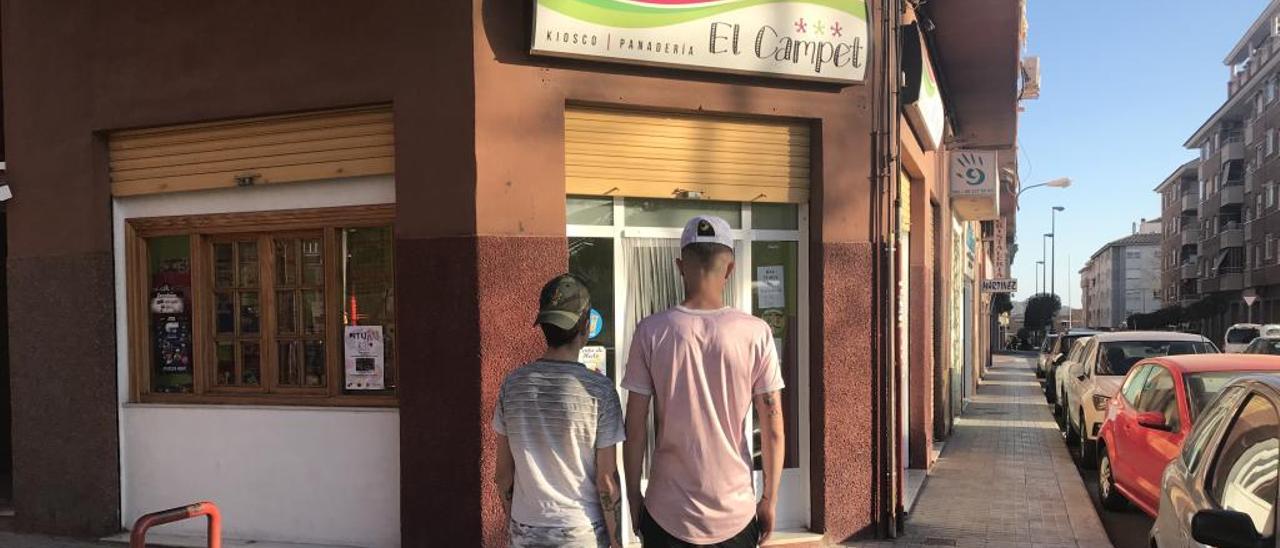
{"left": 109, "top": 121, "right": 393, "bottom": 161}
{"left": 109, "top": 105, "right": 394, "bottom": 197}
{"left": 565, "top": 107, "right": 809, "bottom": 204}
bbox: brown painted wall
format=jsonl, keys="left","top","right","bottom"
{"left": 472, "top": 0, "right": 881, "bottom": 542}
{"left": 1, "top": 0, "right": 481, "bottom": 538}
{"left": 5, "top": 0, "right": 885, "bottom": 543}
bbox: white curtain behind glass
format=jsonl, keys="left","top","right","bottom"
{"left": 623, "top": 237, "right": 743, "bottom": 331}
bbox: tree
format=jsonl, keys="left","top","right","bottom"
{"left": 992, "top": 292, "right": 1013, "bottom": 316}
{"left": 1023, "top": 292, "right": 1062, "bottom": 335}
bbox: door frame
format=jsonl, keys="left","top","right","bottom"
{"left": 567, "top": 196, "right": 812, "bottom": 535}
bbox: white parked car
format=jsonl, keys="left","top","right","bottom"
{"left": 1061, "top": 331, "right": 1218, "bottom": 466}
{"left": 1224, "top": 323, "right": 1262, "bottom": 353}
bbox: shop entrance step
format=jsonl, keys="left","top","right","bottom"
{"left": 101, "top": 532, "right": 363, "bottom": 548}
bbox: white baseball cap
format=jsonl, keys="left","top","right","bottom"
{"left": 680, "top": 215, "right": 734, "bottom": 250}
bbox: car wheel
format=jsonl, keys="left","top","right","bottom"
{"left": 1065, "top": 410, "right": 1080, "bottom": 445}
{"left": 1098, "top": 450, "right": 1127, "bottom": 511}
{"left": 1079, "top": 411, "right": 1098, "bottom": 467}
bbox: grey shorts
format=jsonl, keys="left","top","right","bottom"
{"left": 509, "top": 518, "right": 609, "bottom": 548}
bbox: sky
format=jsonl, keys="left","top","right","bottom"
{"left": 1014, "top": 0, "right": 1270, "bottom": 308}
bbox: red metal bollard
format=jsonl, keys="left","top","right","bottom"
{"left": 130, "top": 501, "right": 222, "bottom": 548}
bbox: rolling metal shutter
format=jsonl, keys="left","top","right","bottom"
{"left": 565, "top": 107, "right": 810, "bottom": 204}
{"left": 108, "top": 105, "right": 394, "bottom": 197}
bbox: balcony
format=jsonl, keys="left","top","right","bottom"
{"left": 1221, "top": 184, "right": 1245, "bottom": 207}
{"left": 1221, "top": 272, "right": 1244, "bottom": 291}
{"left": 1181, "top": 194, "right": 1198, "bottom": 213}
{"left": 1225, "top": 141, "right": 1245, "bottom": 161}
{"left": 1222, "top": 227, "right": 1245, "bottom": 248}
{"left": 1181, "top": 227, "right": 1202, "bottom": 246}
{"left": 1182, "top": 262, "right": 1200, "bottom": 279}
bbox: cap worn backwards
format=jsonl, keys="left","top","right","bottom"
{"left": 536, "top": 274, "right": 591, "bottom": 331}
{"left": 680, "top": 215, "right": 734, "bottom": 251}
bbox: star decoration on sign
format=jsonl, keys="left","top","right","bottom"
{"left": 814, "top": 20, "right": 826, "bottom": 35}
{"left": 831, "top": 21, "right": 844, "bottom": 37}
{"left": 794, "top": 17, "right": 807, "bottom": 33}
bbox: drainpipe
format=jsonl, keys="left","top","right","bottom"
{"left": 869, "top": 0, "right": 904, "bottom": 538}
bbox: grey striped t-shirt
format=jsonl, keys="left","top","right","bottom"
{"left": 493, "top": 360, "right": 625, "bottom": 529}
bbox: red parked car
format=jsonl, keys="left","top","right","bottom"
{"left": 1096, "top": 354, "right": 1280, "bottom": 517}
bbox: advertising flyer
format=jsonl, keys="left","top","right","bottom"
{"left": 344, "top": 325, "right": 385, "bottom": 390}
{"left": 757, "top": 265, "right": 786, "bottom": 309}
{"left": 579, "top": 345, "right": 607, "bottom": 375}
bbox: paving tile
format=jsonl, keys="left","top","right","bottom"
{"left": 845, "top": 354, "right": 1114, "bottom": 548}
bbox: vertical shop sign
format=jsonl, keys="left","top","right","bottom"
{"left": 531, "top": 0, "right": 869, "bottom": 84}
{"left": 344, "top": 325, "right": 385, "bottom": 390}
{"left": 993, "top": 218, "right": 1009, "bottom": 278}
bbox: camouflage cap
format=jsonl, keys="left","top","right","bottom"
{"left": 536, "top": 274, "right": 591, "bottom": 331}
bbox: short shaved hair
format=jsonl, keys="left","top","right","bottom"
{"left": 681, "top": 242, "right": 734, "bottom": 274}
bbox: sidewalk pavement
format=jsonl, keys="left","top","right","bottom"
{"left": 850, "top": 353, "right": 1113, "bottom": 548}
{"left": 0, "top": 531, "right": 108, "bottom": 547}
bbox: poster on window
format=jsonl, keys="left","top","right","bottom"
{"left": 344, "top": 325, "right": 385, "bottom": 390}
{"left": 757, "top": 266, "right": 786, "bottom": 309}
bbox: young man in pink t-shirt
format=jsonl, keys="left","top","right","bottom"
{"left": 622, "top": 215, "right": 786, "bottom": 547}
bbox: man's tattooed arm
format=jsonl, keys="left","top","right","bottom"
{"left": 596, "top": 447, "right": 624, "bottom": 548}
{"left": 599, "top": 471, "right": 623, "bottom": 547}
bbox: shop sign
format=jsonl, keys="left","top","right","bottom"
{"left": 993, "top": 218, "right": 1009, "bottom": 277}
{"left": 588, "top": 308, "right": 605, "bottom": 339}
{"left": 344, "top": 325, "right": 385, "bottom": 390}
{"left": 981, "top": 278, "right": 1017, "bottom": 293}
{"left": 531, "top": 0, "right": 870, "bottom": 84}
{"left": 950, "top": 150, "right": 998, "bottom": 198}
{"left": 902, "top": 23, "right": 945, "bottom": 150}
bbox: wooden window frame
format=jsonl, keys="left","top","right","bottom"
{"left": 127, "top": 205, "right": 397, "bottom": 407}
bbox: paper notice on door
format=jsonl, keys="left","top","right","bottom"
{"left": 757, "top": 266, "right": 785, "bottom": 309}
{"left": 579, "top": 345, "right": 607, "bottom": 375}
{"left": 344, "top": 325, "right": 385, "bottom": 390}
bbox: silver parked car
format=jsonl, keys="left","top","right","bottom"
{"left": 1151, "top": 375, "right": 1280, "bottom": 548}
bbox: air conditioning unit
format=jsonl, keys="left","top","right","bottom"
{"left": 1019, "top": 56, "right": 1041, "bottom": 101}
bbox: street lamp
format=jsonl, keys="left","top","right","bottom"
{"left": 1042, "top": 234, "right": 1050, "bottom": 294}
{"left": 1013, "top": 176, "right": 1072, "bottom": 209}
{"left": 1036, "top": 260, "right": 1045, "bottom": 294}
{"left": 1051, "top": 206, "right": 1065, "bottom": 296}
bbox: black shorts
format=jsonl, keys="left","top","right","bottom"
{"left": 638, "top": 507, "right": 761, "bottom": 548}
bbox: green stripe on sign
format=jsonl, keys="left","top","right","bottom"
{"left": 540, "top": 0, "right": 867, "bottom": 28}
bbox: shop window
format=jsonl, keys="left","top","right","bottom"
{"left": 567, "top": 196, "right": 615, "bottom": 226}
{"left": 624, "top": 198, "right": 742, "bottom": 228}
{"left": 129, "top": 206, "right": 397, "bottom": 405}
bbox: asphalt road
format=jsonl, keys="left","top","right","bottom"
{"left": 1046, "top": 379, "right": 1154, "bottom": 548}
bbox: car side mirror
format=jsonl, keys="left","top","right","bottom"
{"left": 1192, "top": 509, "right": 1264, "bottom": 548}
{"left": 1070, "top": 363, "right": 1085, "bottom": 380}
{"left": 1136, "top": 411, "right": 1171, "bottom": 432}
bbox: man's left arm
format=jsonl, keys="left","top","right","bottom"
{"left": 495, "top": 433, "right": 515, "bottom": 517}
{"left": 752, "top": 390, "right": 785, "bottom": 544}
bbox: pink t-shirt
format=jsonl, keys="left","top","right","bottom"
{"left": 621, "top": 305, "right": 784, "bottom": 544}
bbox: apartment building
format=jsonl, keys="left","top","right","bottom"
{"left": 1080, "top": 231, "right": 1163, "bottom": 329}
{"left": 1157, "top": 160, "right": 1203, "bottom": 307}
{"left": 1177, "top": 0, "right": 1280, "bottom": 339}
